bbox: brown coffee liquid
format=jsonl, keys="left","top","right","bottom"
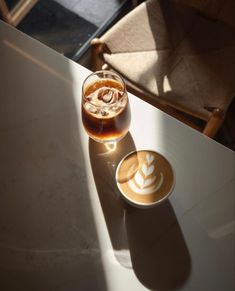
{"left": 82, "top": 79, "right": 131, "bottom": 142}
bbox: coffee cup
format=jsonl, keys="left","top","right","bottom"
{"left": 115, "top": 150, "right": 175, "bottom": 208}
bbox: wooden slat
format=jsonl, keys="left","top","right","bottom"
{"left": 0, "top": 0, "right": 38, "bottom": 26}
{"left": 0, "top": 0, "right": 12, "bottom": 24}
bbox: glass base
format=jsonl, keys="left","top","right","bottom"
{"left": 88, "top": 130, "right": 129, "bottom": 144}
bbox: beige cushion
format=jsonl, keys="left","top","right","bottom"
{"left": 101, "top": 0, "right": 235, "bottom": 120}
{"left": 101, "top": 0, "right": 199, "bottom": 52}
{"left": 101, "top": 0, "right": 171, "bottom": 53}
{"left": 104, "top": 50, "right": 211, "bottom": 120}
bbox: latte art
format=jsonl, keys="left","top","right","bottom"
{"left": 127, "top": 154, "right": 164, "bottom": 195}
{"left": 116, "top": 150, "right": 175, "bottom": 207}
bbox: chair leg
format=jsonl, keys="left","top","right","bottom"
{"left": 0, "top": 0, "right": 37, "bottom": 26}
{"left": 90, "top": 38, "right": 106, "bottom": 71}
{"left": 0, "top": 0, "right": 12, "bottom": 25}
{"left": 203, "top": 108, "right": 225, "bottom": 138}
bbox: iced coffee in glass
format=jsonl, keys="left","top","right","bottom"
{"left": 82, "top": 70, "right": 131, "bottom": 143}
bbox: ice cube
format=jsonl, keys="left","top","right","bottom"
{"left": 84, "top": 102, "right": 98, "bottom": 114}
{"left": 111, "top": 104, "right": 120, "bottom": 112}
{"left": 97, "top": 87, "right": 114, "bottom": 103}
{"left": 100, "top": 108, "right": 109, "bottom": 116}
{"left": 86, "top": 86, "right": 124, "bottom": 113}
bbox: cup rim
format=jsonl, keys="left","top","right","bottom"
{"left": 115, "top": 149, "right": 176, "bottom": 208}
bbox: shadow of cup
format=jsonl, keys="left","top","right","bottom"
{"left": 125, "top": 200, "right": 191, "bottom": 290}
{"left": 89, "top": 133, "right": 136, "bottom": 268}
{"left": 89, "top": 134, "right": 191, "bottom": 288}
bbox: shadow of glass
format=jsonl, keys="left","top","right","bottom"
{"left": 89, "top": 133, "right": 136, "bottom": 268}
{"left": 0, "top": 25, "right": 107, "bottom": 291}
{"left": 126, "top": 200, "right": 191, "bottom": 290}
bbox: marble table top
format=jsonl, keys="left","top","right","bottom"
{"left": 0, "top": 20, "right": 234, "bottom": 291}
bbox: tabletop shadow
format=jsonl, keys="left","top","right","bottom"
{"left": 125, "top": 200, "right": 191, "bottom": 290}
{"left": 89, "top": 132, "right": 191, "bottom": 290}
{"left": 89, "top": 133, "right": 136, "bottom": 268}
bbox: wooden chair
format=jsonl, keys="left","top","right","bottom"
{"left": 0, "top": 0, "right": 37, "bottom": 26}
{"left": 91, "top": 0, "right": 235, "bottom": 138}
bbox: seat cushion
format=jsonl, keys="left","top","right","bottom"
{"left": 102, "top": 0, "right": 235, "bottom": 120}
{"left": 104, "top": 50, "right": 211, "bottom": 120}
{"left": 101, "top": 0, "right": 172, "bottom": 53}
{"left": 172, "top": 14, "right": 235, "bottom": 112}
{"left": 101, "top": 0, "right": 199, "bottom": 52}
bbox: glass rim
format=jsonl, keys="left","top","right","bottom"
{"left": 82, "top": 70, "right": 127, "bottom": 108}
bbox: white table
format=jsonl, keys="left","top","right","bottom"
{"left": 0, "top": 20, "right": 234, "bottom": 291}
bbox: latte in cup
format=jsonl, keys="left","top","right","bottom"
{"left": 115, "top": 150, "right": 175, "bottom": 208}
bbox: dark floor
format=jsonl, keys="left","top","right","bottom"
{"left": 3, "top": 0, "right": 235, "bottom": 151}
{"left": 13, "top": 0, "right": 133, "bottom": 60}
{"left": 17, "top": 0, "right": 98, "bottom": 59}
